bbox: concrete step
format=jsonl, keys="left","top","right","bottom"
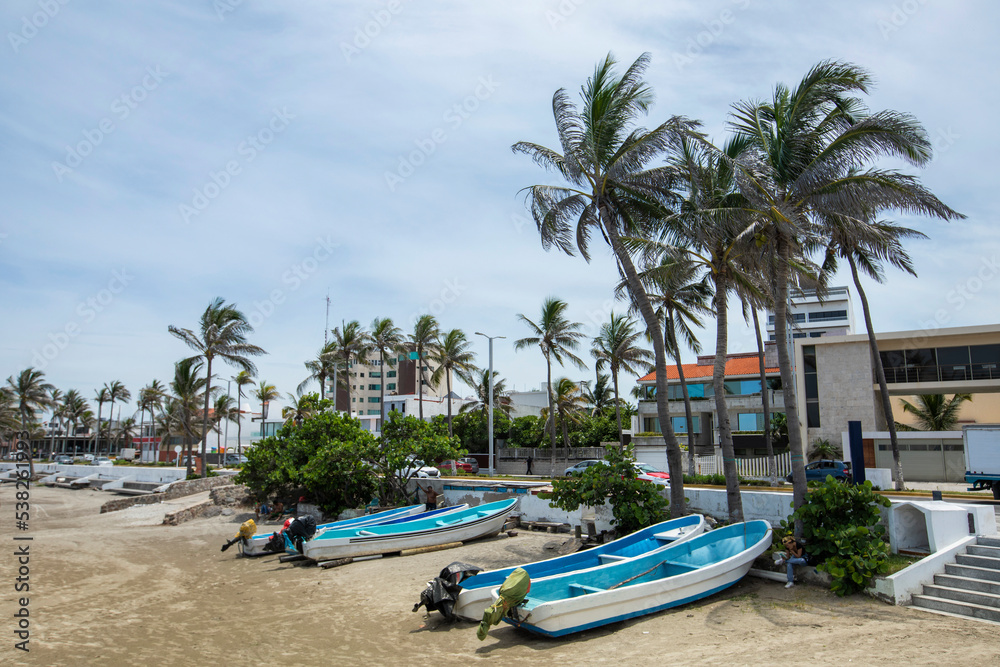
{"left": 935, "top": 574, "right": 1000, "bottom": 596}
{"left": 922, "top": 584, "right": 1000, "bottom": 609}
{"left": 113, "top": 487, "right": 153, "bottom": 496}
{"left": 911, "top": 594, "right": 1000, "bottom": 624}
{"left": 978, "top": 536, "right": 1000, "bottom": 549}
{"left": 945, "top": 563, "right": 1000, "bottom": 583}
{"left": 967, "top": 544, "right": 1000, "bottom": 559}
{"left": 955, "top": 553, "right": 1000, "bottom": 570}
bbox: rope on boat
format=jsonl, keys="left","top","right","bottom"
{"left": 608, "top": 560, "right": 667, "bottom": 590}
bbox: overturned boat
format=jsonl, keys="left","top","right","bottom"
{"left": 301, "top": 498, "right": 518, "bottom": 562}
{"left": 501, "top": 520, "right": 772, "bottom": 637}
{"left": 453, "top": 514, "right": 707, "bottom": 621}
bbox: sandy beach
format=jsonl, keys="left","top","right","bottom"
{"left": 2, "top": 484, "right": 998, "bottom": 666}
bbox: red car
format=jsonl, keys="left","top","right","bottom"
{"left": 440, "top": 459, "right": 473, "bottom": 474}
{"left": 634, "top": 462, "right": 670, "bottom": 486}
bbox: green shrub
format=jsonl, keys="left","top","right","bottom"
{"left": 541, "top": 444, "right": 668, "bottom": 534}
{"left": 783, "top": 476, "right": 891, "bottom": 596}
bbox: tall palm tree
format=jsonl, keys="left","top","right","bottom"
{"left": 106, "top": 380, "right": 131, "bottom": 456}
{"left": 409, "top": 314, "right": 441, "bottom": 420}
{"left": 212, "top": 394, "right": 238, "bottom": 455}
{"left": 281, "top": 392, "right": 314, "bottom": 426}
{"left": 581, "top": 372, "right": 614, "bottom": 415}
{"left": 429, "top": 329, "right": 477, "bottom": 437}
{"left": 62, "top": 390, "right": 87, "bottom": 455}
{"left": 166, "top": 358, "right": 207, "bottom": 472}
{"left": 896, "top": 394, "right": 972, "bottom": 432}
{"left": 545, "top": 377, "right": 587, "bottom": 448}
{"left": 47, "top": 387, "right": 64, "bottom": 457}
{"left": 512, "top": 53, "right": 696, "bottom": 511}
{"left": 730, "top": 60, "right": 964, "bottom": 515}
{"left": 93, "top": 386, "right": 111, "bottom": 455}
{"left": 591, "top": 312, "right": 653, "bottom": 445}
{"left": 368, "top": 317, "right": 405, "bottom": 427}
{"left": 822, "top": 215, "right": 928, "bottom": 490}
{"left": 138, "top": 380, "right": 166, "bottom": 461}
{"left": 459, "top": 369, "right": 513, "bottom": 417}
{"left": 233, "top": 370, "right": 255, "bottom": 457}
{"left": 329, "top": 320, "right": 372, "bottom": 415}
{"left": 169, "top": 297, "right": 266, "bottom": 477}
{"left": 514, "top": 297, "right": 587, "bottom": 473}
{"left": 298, "top": 341, "right": 339, "bottom": 402}
{"left": 252, "top": 381, "right": 280, "bottom": 442}
{"left": 114, "top": 417, "right": 137, "bottom": 451}
{"left": 6, "top": 368, "right": 54, "bottom": 468}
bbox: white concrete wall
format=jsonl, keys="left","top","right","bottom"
{"left": 3, "top": 462, "right": 188, "bottom": 483}
{"left": 869, "top": 536, "right": 977, "bottom": 605}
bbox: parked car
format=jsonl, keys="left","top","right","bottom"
{"left": 459, "top": 457, "right": 480, "bottom": 474}
{"left": 224, "top": 454, "right": 248, "bottom": 466}
{"left": 54, "top": 455, "right": 74, "bottom": 465}
{"left": 564, "top": 460, "right": 603, "bottom": 476}
{"left": 401, "top": 458, "right": 439, "bottom": 478}
{"left": 440, "top": 459, "right": 473, "bottom": 474}
{"left": 93, "top": 457, "right": 113, "bottom": 466}
{"left": 634, "top": 462, "right": 670, "bottom": 485}
{"left": 786, "top": 459, "right": 849, "bottom": 483}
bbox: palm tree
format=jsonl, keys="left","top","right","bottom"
{"left": 281, "top": 392, "right": 314, "bottom": 426}
{"left": 822, "top": 215, "right": 928, "bottom": 490}
{"left": 808, "top": 437, "right": 842, "bottom": 461}
{"left": 897, "top": 394, "right": 972, "bottom": 432}
{"left": 212, "top": 394, "right": 238, "bottom": 455}
{"left": 429, "top": 329, "right": 477, "bottom": 437}
{"left": 233, "top": 370, "right": 255, "bottom": 457}
{"left": 138, "top": 380, "right": 166, "bottom": 462}
{"left": 92, "top": 386, "right": 111, "bottom": 455}
{"left": 62, "top": 390, "right": 87, "bottom": 456}
{"left": 514, "top": 297, "right": 587, "bottom": 473}
{"left": 512, "top": 53, "right": 696, "bottom": 512}
{"left": 409, "top": 314, "right": 441, "bottom": 420}
{"left": 169, "top": 298, "right": 266, "bottom": 477}
{"left": 114, "top": 417, "right": 137, "bottom": 451}
{"left": 165, "top": 358, "right": 208, "bottom": 472}
{"left": 545, "top": 377, "right": 587, "bottom": 448}
{"left": 368, "top": 317, "right": 405, "bottom": 427}
{"left": 581, "top": 372, "right": 614, "bottom": 415}
{"left": 591, "top": 312, "right": 653, "bottom": 446}
{"left": 47, "top": 387, "right": 64, "bottom": 458}
{"left": 252, "top": 381, "right": 280, "bottom": 442}
{"left": 730, "top": 60, "right": 964, "bottom": 515}
{"left": 106, "top": 381, "right": 131, "bottom": 456}
{"left": 298, "top": 341, "right": 339, "bottom": 402}
{"left": 6, "top": 368, "right": 54, "bottom": 467}
{"left": 459, "top": 369, "right": 513, "bottom": 417}
{"left": 329, "top": 320, "right": 372, "bottom": 415}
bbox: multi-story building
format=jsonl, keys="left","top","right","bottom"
{"left": 766, "top": 285, "right": 856, "bottom": 341}
{"left": 327, "top": 345, "right": 448, "bottom": 420}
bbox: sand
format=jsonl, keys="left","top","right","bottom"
{"left": 2, "top": 484, "right": 998, "bottom": 666}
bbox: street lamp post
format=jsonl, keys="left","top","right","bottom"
{"left": 475, "top": 331, "right": 505, "bottom": 477}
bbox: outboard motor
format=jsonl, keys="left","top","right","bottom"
{"left": 285, "top": 515, "right": 317, "bottom": 553}
{"left": 412, "top": 561, "right": 483, "bottom": 621}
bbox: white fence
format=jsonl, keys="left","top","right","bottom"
{"left": 693, "top": 452, "right": 792, "bottom": 480}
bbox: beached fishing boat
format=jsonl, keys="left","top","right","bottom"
{"left": 242, "top": 504, "right": 426, "bottom": 557}
{"left": 500, "top": 520, "right": 772, "bottom": 637}
{"left": 301, "top": 498, "right": 518, "bottom": 562}
{"left": 282, "top": 504, "right": 471, "bottom": 555}
{"left": 453, "top": 514, "right": 707, "bottom": 621}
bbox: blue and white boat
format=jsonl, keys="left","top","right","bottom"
{"left": 284, "top": 504, "right": 470, "bottom": 555}
{"left": 301, "top": 498, "right": 518, "bottom": 562}
{"left": 501, "top": 520, "right": 772, "bottom": 637}
{"left": 453, "top": 514, "right": 707, "bottom": 621}
{"left": 242, "top": 504, "right": 426, "bottom": 557}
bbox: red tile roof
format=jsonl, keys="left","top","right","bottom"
{"left": 637, "top": 354, "right": 779, "bottom": 383}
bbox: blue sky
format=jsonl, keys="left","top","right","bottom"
{"left": 2, "top": 0, "right": 997, "bottom": 418}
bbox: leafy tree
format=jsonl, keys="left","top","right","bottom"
{"left": 281, "top": 391, "right": 316, "bottom": 426}
{"left": 896, "top": 393, "right": 972, "bottom": 432}
{"left": 374, "top": 412, "right": 465, "bottom": 504}
{"left": 169, "top": 298, "right": 265, "bottom": 476}
{"left": 542, "top": 444, "right": 668, "bottom": 534}
{"left": 508, "top": 415, "right": 544, "bottom": 449}
{"left": 570, "top": 412, "right": 620, "bottom": 448}
{"left": 452, "top": 409, "right": 512, "bottom": 454}
{"left": 784, "top": 477, "right": 891, "bottom": 596}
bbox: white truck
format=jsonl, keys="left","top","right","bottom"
{"left": 963, "top": 424, "right": 1000, "bottom": 499}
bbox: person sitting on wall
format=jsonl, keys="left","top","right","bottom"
{"left": 775, "top": 535, "right": 808, "bottom": 589}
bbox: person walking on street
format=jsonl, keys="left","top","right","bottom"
{"left": 526, "top": 455, "right": 533, "bottom": 475}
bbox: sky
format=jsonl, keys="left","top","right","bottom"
{"left": 2, "top": 0, "right": 998, "bottom": 423}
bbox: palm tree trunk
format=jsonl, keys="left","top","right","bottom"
{"left": 379, "top": 350, "right": 386, "bottom": 432}
{"left": 611, "top": 367, "right": 623, "bottom": 446}
{"left": 667, "top": 310, "right": 696, "bottom": 475}
{"left": 602, "top": 215, "right": 684, "bottom": 515}
{"left": 752, "top": 308, "right": 776, "bottom": 486}
{"left": 849, "top": 254, "right": 904, "bottom": 490}
{"left": 236, "top": 391, "right": 242, "bottom": 458}
{"left": 446, "top": 368, "right": 453, "bottom": 437}
{"left": 545, "top": 353, "right": 556, "bottom": 477}
{"left": 20, "top": 411, "right": 34, "bottom": 479}
{"left": 775, "top": 235, "right": 807, "bottom": 523}
{"left": 95, "top": 400, "right": 103, "bottom": 456}
{"left": 712, "top": 272, "right": 743, "bottom": 522}
{"left": 138, "top": 405, "right": 145, "bottom": 462}
{"left": 418, "top": 353, "right": 424, "bottom": 421}
{"left": 200, "top": 358, "right": 212, "bottom": 478}
{"left": 319, "top": 372, "right": 326, "bottom": 401}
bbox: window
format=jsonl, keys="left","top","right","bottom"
{"left": 809, "top": 332, "right": 823, "bottom": 338}
{"left": 793, "top": 313, "right": 806, "bottom": 322}
{"left": 359, "top": 372, "right": 365, "bottom": 377}
{"left": 808, "top": 310, "right": 847, "bottom": 322}
{"left": 387, "top": 383, "right": 396, "bottom": 390}
{"left": 803, "top": 345, "right": 820, "bottom": 428}
{"left": 643, "top": 417, "right": 660, "bottom": 433}
{"left": 368, "top": 384, "right": 381, "bottom": 391}
{"left": 387, "top": 370, "right": 397, "bottom": 378}
{"left": 671, "top": 416, "right": 700, "bottom": 434}
{"left": 367, "top": 397, "right": 380, "bottom": 403}
{"left": 367, "top": 409, "right": 380, "bottom": 415}
{"left": 737, "top": 413, "right": 762, "bottom": 432}
{"left": 370, "top": 372, "right": 381, "bottom": 378}
{"left": 792, "top": 333, "right": 807, "bottom": 339}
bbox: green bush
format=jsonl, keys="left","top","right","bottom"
{"left": 541, "top": 444, "right": 668, "bottom": 534}
{"left": 783, "top": 476, "right": 891, "bottom": 596}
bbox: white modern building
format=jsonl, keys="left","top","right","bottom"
{"left": 766, "top": 285, "right": 856, "bottom": 341}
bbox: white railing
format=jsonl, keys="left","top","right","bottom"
{"left": 693, "top": 452, "right": 791, "bottom": 480}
